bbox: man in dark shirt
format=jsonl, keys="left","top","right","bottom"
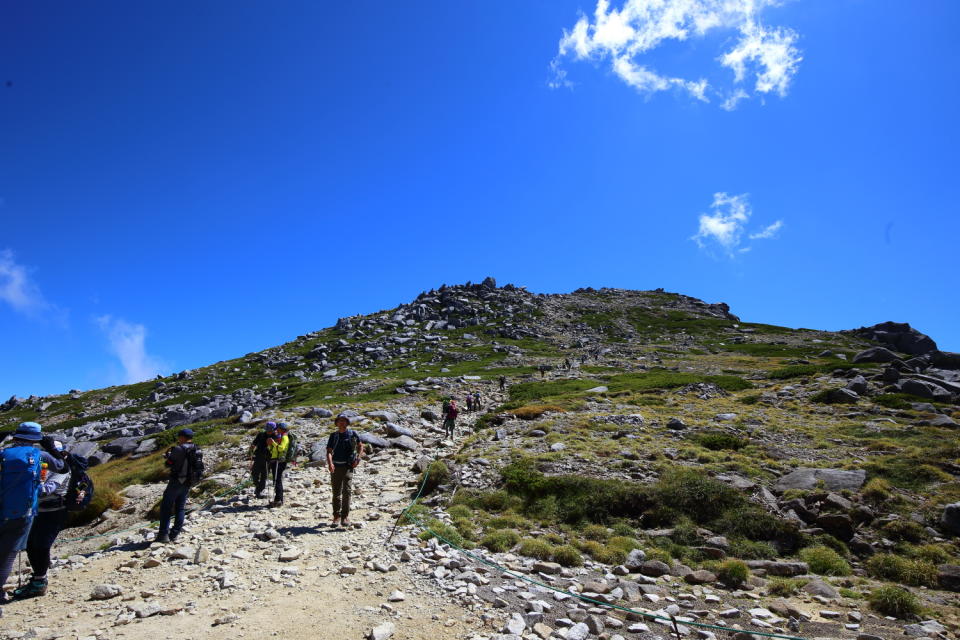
{"left": 325, "top": 415, "right": 363, "bottom": 527}
{"left": 155, "top": 428, "right": 197, "bottom": 543}
{"left": 247, "top": 422, "right": 277, "bottom": 499}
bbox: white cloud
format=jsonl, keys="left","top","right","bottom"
{"left": 692, "top": 193, "right": 783, "bottom": 257}
{"left": 0, "top": 249, "right": 53, "bottom": 317}
{"left": 749, "top": 219, "right": 784, "bottom": 240}
{"left": 96, "top": 315, "right": 167, "bottom": 384}
{"left": 552, "top": 0, "right": 801, "bottom": 108}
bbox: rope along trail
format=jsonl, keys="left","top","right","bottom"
{"left": 394, "top": 465, "right": 807, "bottom": 640}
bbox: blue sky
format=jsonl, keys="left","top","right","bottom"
{"left": 1, "top": 1, "right": 958, "bottom": 399}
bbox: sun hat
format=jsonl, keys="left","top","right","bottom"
{"left": 15, "top": 421, "right": 43, "bottom": 442}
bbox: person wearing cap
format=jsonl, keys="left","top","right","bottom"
{"left": 247, "top": 422, "right": 277, "bottom": 500}
{"left": 266, "top": 423, "right": 290, "bottom": 507}
{"left": 155, "top": 428, "right": 198, "bottom": 543}
{"left": 13, "top": 439, "right": 71, "bottom": 600}
{"left": 325, "top": 414, "right": 364, "bottom": 527}
{"left": 0, "top": 422, "right": 65, "bottom": 604}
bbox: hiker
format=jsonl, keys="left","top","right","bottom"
{"left": 498, "top": 375, "right": 506, "bottom": 391}
{"left": 267, "top": 423, "right": 291, "bottom": 507}
{"left": 473, "top": 391, "right": 482, "bottom": 410}
{"left": 155, "top": 428, "right": 203, "bottom": 543}
{"left": 564, "top": 358, "right": 571, "bottom": 370}
{"left": 326, "top": 414, "right": 363, "bottom": 526}
{"left": 247, "top": 422, "right": 276, "bottom": 499}
{"left": 441, "top": 396, "right": 451, "bottom": 417}
{"left": 465, "top": 393, "right": 473, "bottom": 412}
{"left": 443, "top": 398, "right": 458, "bottom": 439}
{"left": 13, "top": 439, "right": 71, "bottom": 600}
{"left": 0, "top": 423, "right": 66, "bottom": 605}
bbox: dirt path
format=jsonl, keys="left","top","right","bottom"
{"left": 0, "top": 406, "right": 492, "bottom": 640}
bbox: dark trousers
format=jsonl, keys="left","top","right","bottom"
{"left": 157, "top": 481, "right": 189, "bottom": 538}
{"left": 26, "top": 509, "right": 67, "bottom": 578}
{"left": 443, "top": 418, "right": 456, "bottom": 438}
{"left": 251, "top": 457, "right": 269, "bottom": 497}
{"left": 0, "top": 516, "right": 32, "bottom": 596}
{"left": 270, "top": 460, "right": 287, "bottom": 502}
{"left": 331, "top": 466, "right": 353, "bottom": 518}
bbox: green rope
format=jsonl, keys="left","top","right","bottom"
{"left": 396, "top": 472, "right": 806, "bottom": 640}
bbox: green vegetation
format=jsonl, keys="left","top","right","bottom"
{"left": 518, "top": 538, "right": 554, "bottom": 560}
{"left": 868, "top": 585, "right": 921, "bottom": 618}
{"left": 875, "top": 393, "right": 934, "bottom": 410}
{"left": 865, "top": 457, "right": 952, "bottom": 490}
{"left": 481, "top": 529, "right": 521, "bottom": 552}
{"left": 867, "top": 553, "right": 939, "bottom": 587}
{"left": 880, "top": 520, "right": 927, "bottom": 543}
{"left": 417, "top": 460, "right": 451, "bottom": 496}
{"left": 715, "top": 559, "right": 750, "bottom": 587}
{"left": 767, "top": 577, "right": 805, "bottom": 597}
{"left": 693, "top": 431, "right": 748, "bottom": 451}
{"left": 767, "top": 362, "right": 858, "bottom": 379}
{"left": 552, "top": 545, "right": 583, "bottom": 567}
{"left": 799, "top": 546, "right": 852, "bottom": 576}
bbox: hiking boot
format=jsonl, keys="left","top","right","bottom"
{"left": 168, "top": 532, "right": 180, "bottom": 542}
{"left": 155, "top": 534, "right": 170, "bottom": 544}
{"left": 13, "top": 578, "right": 47, "bottom": 600}
{"left": 331, "top": 517, "right": 340, "bottom": 526}
{"left": 341, "top": 518, "right": 351, "bottom": 527}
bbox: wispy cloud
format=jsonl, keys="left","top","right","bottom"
{"left": 96, "top": 315, "right": 167, "bottom": 384}
{"left": 551, "top": 0, "right": 802, "bottom": 108}
{"left": 692, "top": 193, "right": 783, "bottom": 257}
{"left": 0, "top": 249, "right": 56, "bottom": 318}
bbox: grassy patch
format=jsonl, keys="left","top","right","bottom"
{"left": 868, "top": 586, "right": 921, "bottom": 618}
{"left": 481, "top": 529, "right": 521, "bottom": 552}
{"left": 715, "top": 559, "right": 750, "bottom": 587}
{"left": 767, "top": 362, "right": 858, "bottom": 379}
{"left": 799, "top": 546, "right": 852, "bottom": 576}
{"left": 865, "top": 457, "right": 952, "bottom": 490}
{"left": 693, "top": 432, "right": 749, "bottom": 451}
{"left": 552, "top": 544, "right": 583, "bottom": 567}
{"left": 866, "top": 553, "right": 938, "bottom": 587}
{"left": 509, "top": 405, "right": 565, "bottom": 420}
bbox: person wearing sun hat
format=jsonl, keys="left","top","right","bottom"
{"left": 0, "top": 423, "right": 66, "bottom": 604}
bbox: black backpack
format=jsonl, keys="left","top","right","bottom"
{"left": 185, "top": 446, "right": 205, "bottom": 486}
{"left": 64, "top": 453, "right": 95, "bottom": 512}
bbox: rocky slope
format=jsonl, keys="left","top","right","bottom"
{"left": 1, "top": 280, "right": 959, "bottom": 640}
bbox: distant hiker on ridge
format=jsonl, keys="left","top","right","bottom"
{"left": 498, "top": 375, "right": 506, "bottom": 392}
{"left": 326, "top": 414, "right": 363, "bottom": 527}
{"left": 155, "top": 428, "right": 203, "bottom": 544}
{"left": 0, "top": 422, "right": 66, "bottom": 605}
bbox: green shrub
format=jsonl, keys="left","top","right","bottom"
{"left": 729, "top": 538, "right": 778, "bottom": 560}
{"left": 716, "top": 559, "right": 750, "bottom": 587}
{"left": 738, "top": 393, "right": 761, "bottom": 405}
{"left": 486, "top": 513, "right": 529, "bottom": 530}
{"left": 867, "top": 553, "right": 938, "bottom": 587}
{"left": 767, "top": 578, "right": 805, "bottom": 597}
{"left": 608, "top": 536, "right": 641, "bottom": 553}
{"left": 481, "top": 529, "right": 521, "bottom": 552}
{"left": 713, "top": 506, "right": 802, "bottom": 551}
{"left": 610, "top": 521, "right": 636, "bottom": 537}
{"left": 880, "top": 520, "right": 927, "bottom": 543}
{"left": 644, "top": 548, "right": 673, "bottom": 564}
{"left": 861, "top": 477, "right": 892, "bottom": 503}
{"left": 799, "top": 546, "right": 851, "bottom": 576}
{"left": 581, "top": 524, "right": 610, "bottom": 541}
{"left": 418, "top": 460, "right": 451, "bottom": 496}
{"left": 670, "top": 520, "right": 702, "bottom": 545}
{"left": 519, "top": 538, "right": 554, "bottom": 560}
{"left": 418, "top": 519, "right": 466, "bottom": 547}
{"left": 654, "top": 468, "right": 743, "bottom": 524}
{"left": 577, "top": 539, "right": 628, "bottom": 565}
{"left": 903, "top": 543, "right": 952, "bottom": 565}
{"left": 874, "top": 393, "right": 933, "bottom": 410}
{"left": 452, "top": 517, "right": 477, "bottom": 541}
{"left": 694, "top": 432, "right": 748, "bottom": 451}
{"left": 552, "top": 545, "right": 583, "bottom": 567}
{"left": 868, "top": 585, "right": 921, "bottom": 618}
{"left": 865, "top": 458, "right": 951, "bottom": 490}
{"left": 768, "top": 363, "right": 857, "bottom": 379}
{"left": 447, "top": 504, "right": 472, "bottom": 520}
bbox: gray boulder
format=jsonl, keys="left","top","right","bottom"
{"left": 852, "top": 347, "right": 898, "bottom": 364}
{"left": 306, "top": 407, "right": 333, "bottom": 418}
{"left": 846, "top": 375, "right": 868, "bottom": 395}
{"left": 774, "top": 468, "right": 866, "bottom": 493}
{"left": 70, "top": 441, "right": 100, "bottom": 459}
{"left": 365, "top": 410, "right": 398, "bottom": 423}
{"left": 899, "top": 378, "right": 953, "bottom": 402}
{"left": 102, "top": 436, "right": 140, "bottom": 456}
{"left": 420, "top": 410, "right": 439, "bottom": 422}
{"left": 938, "top": 564, "right": 960, "bottom": 591}
{"left": 385, "top": 422, "right": 413, "bottom": 438}
{"left": 388, "top": 435, "right": 419, "bottom": 451}
{"left": 88, "top": 451, "right": 113, "bottom": 467}
{"left": 941, "top": 502, "right": 960, "bottom": 536}
{"left": 358, "top": 432, "right": 390, "bottom": 449}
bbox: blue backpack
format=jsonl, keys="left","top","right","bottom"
{"left": 0, "top": 445, "right": 43, "bottom": 522}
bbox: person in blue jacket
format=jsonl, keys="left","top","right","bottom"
{"left": 0, "top": 423, "right": 66, "bottom": 605}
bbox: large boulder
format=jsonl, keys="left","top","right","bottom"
{"left": 852, "top": 347, "right": 899, "bottom": 364}
{"left": 365, "top": 410, "right": 398, "bottom": 423}
{"left": 899, "top": 379, "right": 953, "bottom": 402}
{"left": 305, "top": 407, "right": 333, "bottom": 419}
{"left": 941, "top": 502, "right": 960, "bottom": 536}
{"left": 816, "top": 513, "right": 856, "bottom": 542}
{"left": 102, "top": 436, "right": 141, "bottom": 456}
{"left": 358, "top": 432, "right": 390, "bottom": 449}
{"left": 774, "top": 468, "right": 866, "bottom": 493}
{"left": 70, "top": 441, "right": 100, "bottom": 459}
{"left": 388, "top": 435, "right": 419, "bottom": 451}
{"left": 938, "top": 564, "right": 960, "bottom": 592}
{"left": 849, "top": 321, "right": 938, "bottom": 355}
{"left": 385, "top": 423, "right": 413, "bottom": 438}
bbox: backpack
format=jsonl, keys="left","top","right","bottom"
{"left": 447, "top": 405, "right": 459, "bottom": 420}
{"left": 0, "top": 445, "right": 43, "bottom": 522}
{"left": 64, "top": 453, "right": 95, "bottom": 512}
{"left": 184, "top": 445, "right": 205, "bottom": 486}
{"left": 283, "top": 432, "right": 298, "bottom": 463}
{"left": 330, "top": 430, "right": 358, "bottom": 465}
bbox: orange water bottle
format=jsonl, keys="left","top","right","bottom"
{"left": 41, "top": 462, "right": 49, "bottom": 482}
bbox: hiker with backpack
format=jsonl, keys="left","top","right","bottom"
{"left": 247, "top": 422, "right": 276, "bottom": 500}
{"left": 326, "top": 414, "right": 364, "bottom": 527}
{"left": 473, "top": 391, "right": 482, "bottom": 410}
{"left": 266, "top": 423, "right": 291, "bottom": 507}
{"left": 443, "top": 399, "right": 458, "bottom": 439}
{"left": 465, "top": 393, "right": 473, "bottom": 412}
{"left": 0, "top": 422, "right": 66, "bottom": 605}
{"left": 155, "top": 428, "right": 203, "bottom": 544}
{"left": 498, "top": 375, "right": 506, "bottom": 392}
{"left": 12, "top": 438, "right": 75, "bottom": 600}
